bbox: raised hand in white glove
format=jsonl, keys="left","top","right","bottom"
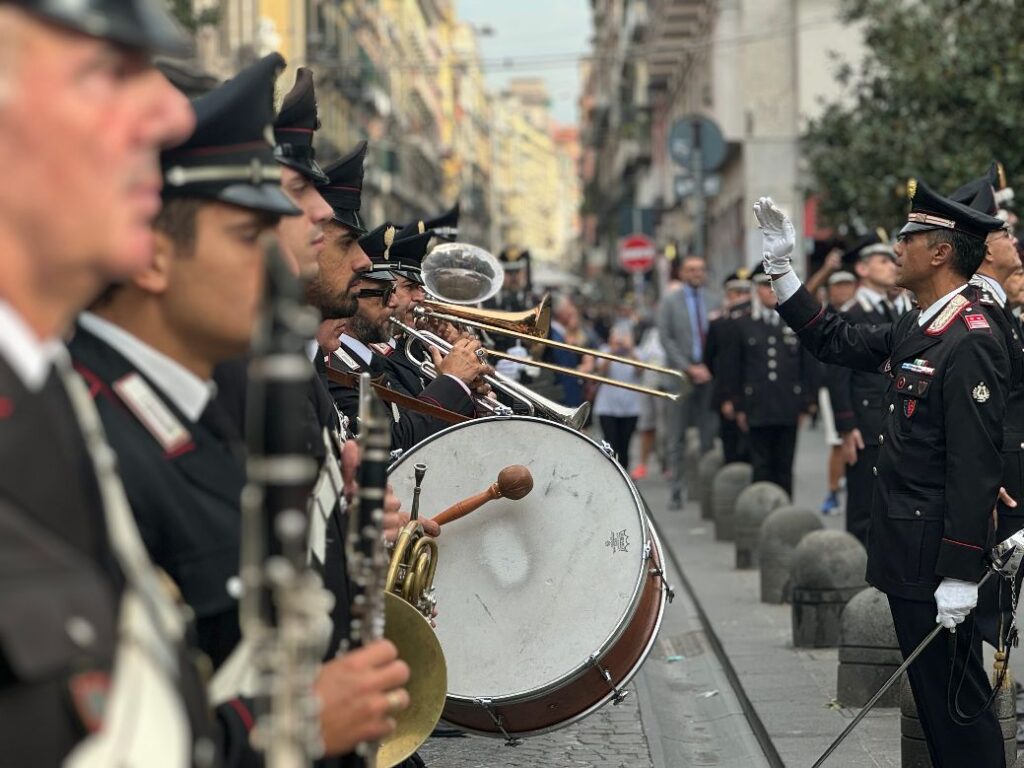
{"left": 752, "top": 196, "right": 796, "bottom": 275}
{"left": 934, "top": 577, "right": 979, "bottom": 630}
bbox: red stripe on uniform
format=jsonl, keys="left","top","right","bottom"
{"left": 941, "top": 537, "right": 982, "bottom": 551}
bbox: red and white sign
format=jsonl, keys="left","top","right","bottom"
{"left": 618, "top": 233, "right": 656, "bottom": 273}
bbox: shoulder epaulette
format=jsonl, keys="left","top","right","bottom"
{"left": 369, "top": 342, "right": 393, "bottom": 357}
{"left": 333, "top": 347, "right": 361, "bottom": 371}
{"left": 112, "top": 372, "right": 191, "bottom": 454}
{"left": 925, "top": 294, "right": 970, "bottom": 336}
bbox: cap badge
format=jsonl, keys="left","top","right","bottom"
{"left": 907, "top": 178, "right": 917, "bottom": 199}
{"left": 973, "top": 382, "right": 991, "bottom": 403}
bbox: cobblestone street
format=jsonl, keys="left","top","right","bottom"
{"left": 418, "top": 686, "right": 652, "bottom": 768}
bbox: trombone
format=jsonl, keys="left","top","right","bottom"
{"left": 413, "top": 303, "right": 684, "bottom": 389}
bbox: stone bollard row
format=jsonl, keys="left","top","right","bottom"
{"left": 790, "top": 530, "right": 867, "bottom": 648}
{"left": 733, "top": 482, "right": 790, "bottom": 569}
{"left": 697, "top": 447, "right": 724, "bottom": 521}
{"left": 758, "top": 505, "right": 822, "bottom": 604}
{"left": 711, "top": 462, "right": 752, "bottom": 541}
{"left": 836, "top": 587, "right": 901, "bottom": 707}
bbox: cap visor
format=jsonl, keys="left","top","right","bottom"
{"left": 218, "top": 184, "right": 302, "bottom": 216}
{"left": 898, "top": 222, "right": 941, "bottom": 236}
{"left": 332, "top": 210, "right": 368, "bottom": 235}
{"left": 276, "top": 156, "right": 329, "bottom": 185}
{"left": 392, "top": 269, "right": 425, "bottom": 285}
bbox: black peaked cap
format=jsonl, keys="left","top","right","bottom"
{"left": 499, "top": 246, "right": 531, "bottom": 272}
{"left": 723, "top": 267, "right": 752, "bottom": 291}
{"left": 840, "top": 231, "right": 894, "bottom": 272}
{"left": 8, "top": 0, "right": 190, "bottom": 56}
{"left": 161, "top": 53, "right": 299, "bottom": 216}
{"left": 421, "top": 201, "right": 460, "bottom": 241}
{"left": 899, "top": 178, "right": 1004, "bottom": 239}
{"left": 358, "top": 222, "right": 398, "bottom": 280}
{"left": 389, "top": 226, "right": 433, "bottom": 285}
{"left": 319, "top": 141, "right": 367, "bottom": 234}
{"left": 274, "top": 67, "right": 328, "bottom": 184}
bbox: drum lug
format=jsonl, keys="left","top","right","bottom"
{"left": 599, "top": 440, "right": 616, "bottom": 459}
{"left": 474, "top": 697, "right": 521, "bottom": 746}
{"left": 588, "top": 653, "right": 629, "bottom": 704}
{"left": 645, "top": 543, "right": 675, "bottom": 603}
{"left": 389, "top": 448, "right": 404, "bottom": 463}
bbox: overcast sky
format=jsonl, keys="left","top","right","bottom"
{"left": 456, "top": 0, "right": 592, "bottom": 125}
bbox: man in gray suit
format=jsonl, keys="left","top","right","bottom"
{"left": 658, "top": 255, "right": 717, "bottom": 509}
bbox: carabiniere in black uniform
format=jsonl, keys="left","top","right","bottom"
{"left": 775, "top": 179, "right": 1010, "bottom": 768}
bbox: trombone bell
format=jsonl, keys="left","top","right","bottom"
{"left": 420, "top": 295, "right": 551, "bottom": 338}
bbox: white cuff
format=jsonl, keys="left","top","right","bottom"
{"left": 771, "top": 270, "right": 801, "bottom": 304}
{"left": 444, "top": 373, "right": 472, "bottom": 396}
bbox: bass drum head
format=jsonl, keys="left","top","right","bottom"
{"left": 389, "top": 417, "right": 647, "bottom": 701}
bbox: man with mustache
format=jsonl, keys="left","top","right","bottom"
{"left": 0, "top": 1, "right": 257, "bottom": 765}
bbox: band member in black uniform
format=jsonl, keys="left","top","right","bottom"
{"left": 951, "top": 173, "right": 1024, "bottom": 653}
{"left": 322, "top": 266, "right": 482, "bottom": 450}
{"left": 704, "top": 269, "right": 752, "bottom": 464}
{"left": 719, "top": 266, "right": 814, "bottom": 496}
{"left": 756, "top": 183, "right": 1009, "bottom": 768}
{"left": 0, "top": 1, "right": 280, "bottom": 765}
{"left": 68, "top": 55, "right": 411, "bottom": 760}
{"left": 826, "top": 237, "right": 901, "bottom": 545}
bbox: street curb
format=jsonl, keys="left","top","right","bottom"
{"left": 643, "top": 493, "right": 787, "bottom": 768}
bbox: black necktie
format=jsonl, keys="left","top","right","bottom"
{"left": 881, "top": 300, "right": 897, "bottom": 323}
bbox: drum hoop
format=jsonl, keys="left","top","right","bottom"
{"left": 389, "top": 415, "right": 651, "bottom": 700}
{"left": 443, "top": 519, "right": 670, "bottom": 736}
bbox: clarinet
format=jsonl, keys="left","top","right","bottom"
{"left": 240, "top": 241, "right": 332, "bottom": 767}
{"left": 345, "top": 374, "right": 392, "bottom": 767}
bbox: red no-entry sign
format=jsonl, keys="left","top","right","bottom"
{"left": 618, "top": 233, "right": 656, "bottom": 273}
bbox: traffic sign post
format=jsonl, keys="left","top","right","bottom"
{"left": 669, "top": 115, "right": 725, "bottom": 260}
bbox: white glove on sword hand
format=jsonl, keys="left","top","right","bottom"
{"left": 934, "top": 577, "right": 979, "bottom": 630}
{"left": 752, "top": 197, "right": 796, "bottom": 276}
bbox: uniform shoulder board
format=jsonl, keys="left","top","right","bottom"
{"left": 925, "top": 294, "right": 970, "bottom": 337}
{"left": 841, "top": 296, "right": 859, "bottom": 313}
{"left": 333, "top": 347, "right": 361, "bottom": 371}
{"left": 369, "top": 342, "right": 394, "bottom": 357}
{"left": 112, "top": 372, "right": 191, "bottom": 454}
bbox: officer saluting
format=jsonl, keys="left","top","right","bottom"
{"left": 756, "top": 181, "right": 1009, "bottom": 767}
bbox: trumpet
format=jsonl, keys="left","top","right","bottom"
{"left": 389, "top": 316, "right": 592, "bottom": 429}
{"left": 419, "top": 294, "right": 551, "bottom": 337}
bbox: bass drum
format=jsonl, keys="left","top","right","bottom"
{"left": 388, "top": 416, "right": 670, "bottom": 737}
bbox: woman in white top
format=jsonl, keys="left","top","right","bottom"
{"left": 593, "top": 325, "right": 644, "bottom": 472}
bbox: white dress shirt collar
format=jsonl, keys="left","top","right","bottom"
{"left": 856, "top": 285, "right": 885, "bottom": 307}
{"left": 339, "top": 333, "right": 374, "bottom": 366}
{"left": 77, "top": 312, "right": 213, "bottom": 422}
{"left": 917, "top": 285, "right": 969, "bottom": 327}
{"left": 0, "top": 301, "right": 66, "bottom": 392}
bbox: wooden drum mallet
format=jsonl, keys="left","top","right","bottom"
{"left": 431, "top": 465, "right": 533, "bottom": 527}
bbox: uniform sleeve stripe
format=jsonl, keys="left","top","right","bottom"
{"left": 941, "top": 536, "right": 982, "bottom": 551}
{"left": 796, "top": 305, "right": 826, "bottom": 333}
{"left": 227, "top": 697, "right": 255, "bottom": 731}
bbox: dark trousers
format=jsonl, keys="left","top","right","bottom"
{"left": 747, "top": 424, "right": 798, "bottom": 497}
{"left": 887, "top": 595, "right": 1004, "bottom": 768}
{"left": 600, "top": 415, "right": 638, "bottom": 470}
{"left": 720, "top": 417, "right": 749, "bottom": 464}
{"left": 845, "top": 444, "right": 878, "bottom": 547}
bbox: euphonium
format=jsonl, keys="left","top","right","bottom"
{"left": 384, "top": 463, "right": 438, "bottom": 618}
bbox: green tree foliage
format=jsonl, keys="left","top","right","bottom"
{"left": 166, "top": 0, "right": 219, "bottom": 32}
{"left": 803, "top": 0, "right": 1024, "bottom": 232}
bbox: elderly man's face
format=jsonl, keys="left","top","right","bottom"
{"left": 0, "top": 12, "right": 194, "bottom": 276}
{"left": 393, "top": 276, "right": 426, "bottom": 324}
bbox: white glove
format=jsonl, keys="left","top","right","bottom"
{"left": 934, "top": 577, "right": 979, "bottom": 629}
{"left": 752, "top": 196, "right": 796, "bottom": 275}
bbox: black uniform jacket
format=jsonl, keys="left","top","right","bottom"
{"left": 375, "top": 339, "right": 429, "bottom": 396}
{"left": 825, "top": 293, "right": 892, "bottom": 444}
{"left": 705, "top": 300, "right": 750, "bottom": 409}
{"left": 778, "top": 283, "right": 1009, "bottom": 601}
{"left": 967, "top": 280, "right": 1024, "bottom": 543}
{"left": 69, "top": 326, "right": 246, "bottom": 669}
{"left": 319, "top": 339, "right": 473, "bottom": 451}
{"left": 719, "top": 311, "right": 816, "bottom": 428}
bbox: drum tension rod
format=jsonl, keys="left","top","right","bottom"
{"left": 644, "top": 542, "right": 675, "bottom": 603}
{"left": 588, "top": 653, "right": 629, "bottom": 704}
{"left": 473, "top": 698, "right": 521, "bottom": 747}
